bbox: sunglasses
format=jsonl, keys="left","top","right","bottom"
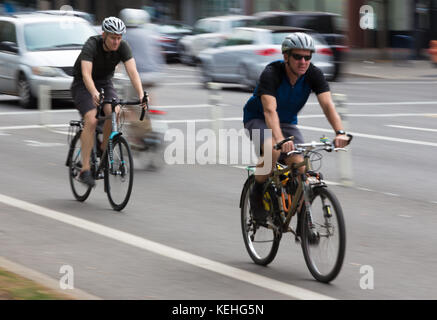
{"left": 290, "top": 53, "right": 312, "bottom": 61}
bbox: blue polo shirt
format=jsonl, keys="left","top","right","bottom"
{"left": 243, "top": 61, "right": 329, "bottom": 124}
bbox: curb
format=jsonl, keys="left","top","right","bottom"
{"left": 0, "top": 256, "right": 102, "bottom": 300}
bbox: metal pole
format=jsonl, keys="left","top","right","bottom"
{"left": 208, "top": 82, "right": 223, "bottom": 164}
{"left": 39, "top": 85, "right": 51, "bottom": 127}
{"left": 333, "top": 93, "right": 354, "bottom": 187}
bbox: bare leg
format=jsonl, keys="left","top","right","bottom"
{"left": 80, "top": 109, "right": 98, "bottom": 172}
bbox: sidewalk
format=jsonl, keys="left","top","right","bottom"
{"left": 341, "top": 48, "right": 437, "bottom": 80}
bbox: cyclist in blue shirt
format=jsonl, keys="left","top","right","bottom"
{"left": 243, "top": 33, "right": 350, "bottom": 224}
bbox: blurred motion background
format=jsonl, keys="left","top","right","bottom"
{"left": 1, "top": 0, "right": 437, "bottom": 108}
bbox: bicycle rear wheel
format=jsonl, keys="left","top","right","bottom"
{"left": 300, "top": 187, "right": 346, "bottom": 283}
{"left": 240, "top": 176, "right": 281, "bottom": 266}
{"left": 105, "top": 136, "right": 134, "bottom": 211}
{"left": 68, "top": 130, "right": 92, "bottom": 202}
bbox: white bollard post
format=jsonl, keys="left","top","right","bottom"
{"left": 333, "top": 93, "right": 354, "bottom": 187}
{"left": 208, "top": 82, "right": 223, "bottom": 164}
{"left": 39, "top": 85, "right": 51, "bottom": 127}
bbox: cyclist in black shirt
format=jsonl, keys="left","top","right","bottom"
{"left": 243, "top": 32, "right": 351, "bottom": 224}
{"left": 71, "top": 16, "right": 146, "bottom": 187}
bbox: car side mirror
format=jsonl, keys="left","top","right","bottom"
{"left": 0, "top": 41, "right": 19, "bottom": 54}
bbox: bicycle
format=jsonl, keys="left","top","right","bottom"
{"left": 65, "top": 89, "right": 148, "bottom": 211}
{"left": 240, "top": 134, "right": 352, "bottom": 283}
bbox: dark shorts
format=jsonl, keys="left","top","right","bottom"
{"left": 244, "top": 118, "right": 304, "bottom": 157}
{"left": 71, "top": 79, "right": 118, "bottom": 117}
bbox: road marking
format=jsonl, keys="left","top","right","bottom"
{"left": 297, "top": 125, "right": 437, "bottom": 147}
{"left": 0, "top": 193, "right": 334, "bottom": 300}
{"left": 386, "top": 125, "right": 437, "bottom": 132}
{"left": 398, "top": 214, "right": 412, "bottom": 218}
{"left": 0, "top": 124, "right": 68, "bottom": 130}
{"left": 337, "top": 81, "right": 437, "bottom": 85}
{"left": 23, "top": 140, "right": 65, "bottom": 147}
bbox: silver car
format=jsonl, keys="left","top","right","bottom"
{"left": 0, "top": 13, "right": 97, "bottom": 108}
{"left": 198, "top": 26, "right": 335, "bottom": 90}
{"left": 179, "top": 15, "right": 255, "bottom": 65}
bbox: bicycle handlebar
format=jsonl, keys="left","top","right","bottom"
{"left": 97, "top": 89, "right": 149, "bottom": 121}
{"left": 275, "top": 134, "right": 353, "bottom": 156}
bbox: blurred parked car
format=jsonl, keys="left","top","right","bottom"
{"left": 198, "top": 26, "right": 334, "bottom": 90}
{"left": 153, "top": 22, "right": 192, "bottom": 62}
{"left": 179, "top": 15, "right": 255, "bottom": 65}
{"left": 0, "top": 13, "right": 97, "bottom": 108}
{"left": 254, "top": 11, "right": 347, "bottom": 80}
{"left": 36, "top": 9, "right": 96, "bottom": 25}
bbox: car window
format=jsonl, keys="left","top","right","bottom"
{"left": 194, "top": 19, "right": 217, "bottom": 34}
{"left": 0, "top": 21, "right": 17, "bottom": 44}
{"left": 23, "top": 21, "right": 96, "bottom": 51}
{"left": 256, "top": 16, "right": 283, "bottom": 26}
{"left": 224, "top": 29, "right": 254, "bottom": 46}
{"left": 157, "top": 24, "right": 191, "bottom": 34}
{"left": 285, "top": 15, "right": 335, "bottom": 34}
{"left": 270, "top": 32, "right": 294, "bottom": 45}
{"left": 231, "top": 19, "right": 253, "bottom": 28}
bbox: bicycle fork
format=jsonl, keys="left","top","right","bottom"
{"left": 301, "top": 175, "right": 320, "bottom": 244}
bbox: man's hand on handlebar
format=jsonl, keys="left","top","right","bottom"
{"left": 279, "top": 140, "right": 295, "bottom": 153}
{"left": 334, "top": 134, "right": 352, "bottom": 149}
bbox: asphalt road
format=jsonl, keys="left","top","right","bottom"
{"left": 0, "top": 64, "right": 436, "bottom": 300}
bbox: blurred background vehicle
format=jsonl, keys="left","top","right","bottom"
{"left": 36, "top": 9, "right": 95, "bottom": 25}
{"left": 178, "top": 15, "right": 255, "bottom": 66}
{"left": 254, "top": 11, "right": 347, "bottom": 80}
{"left": 198, "top": 26, "right": 334, "bottom": 91}
{"left": 152, "top": 22, "right": 192, "bottom": 62}
{"left": 0, "top": 12, "right": 97, "bottom": 108}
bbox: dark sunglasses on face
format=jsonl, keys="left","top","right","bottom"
{"left": 290, "top": 53, "right": 312, "bottom": 61}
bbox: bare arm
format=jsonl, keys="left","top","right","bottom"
{"left": 81, "top": 60, "right": 99, "bottom": 106}
{"left": 317, "top": 91, "right": 349, "bottom": 147}
{"left": 261, "top": 94, "right": 283, "bottom": 143}
{"left": 124, "top": 58, "right": 144, "bottom": 101}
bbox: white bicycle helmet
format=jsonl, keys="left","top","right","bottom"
{"left": 102, "top": 16, "right": 126, "bottom": 34}
{"left": 281, "top": 32, "right": 315, "bottom": 53}
{"left": 119, "top": 8, "right": 150, "bottom": 27}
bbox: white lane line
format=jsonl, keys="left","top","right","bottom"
{"left": 162, "top": 82, "right": 200, "bottom": 86}
{"left": 386, "top": 125, "right": 437, "bottom": 132}
{"left": 297, "top": 125, "right": 437, "bottom": 147}
{"left": 0, "top": 193, "right": 334, "bottom": 300}
{"left": 0, "top": 124, "right": 68, "bottom": 130}
{"left": 337, "top": 81, "right": 437, "bottom": 85}
{"left": 0, "top": 110, "right": 76, "bottom": 116}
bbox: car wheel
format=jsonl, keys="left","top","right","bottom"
{"left": 179, "top": 45, "right": 194, "bottom": 66}
{"left": 18, "top": 76, "right": 37, "bottom": 109}
{"left": 239, "top": 65, "right": 255, "bottom": 92}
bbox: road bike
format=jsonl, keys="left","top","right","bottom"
{"left": 240, "top": 135, "right": 352, "bottom": 282}
{"left": 66, "top": 89, "right": 148, "bottom": 211}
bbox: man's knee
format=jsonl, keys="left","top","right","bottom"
{"left": 83, "top": 110, "right": 98, "bottom": 129}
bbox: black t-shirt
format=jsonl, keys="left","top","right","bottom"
{"left": 243, "top": 61, "right": 330, "bottom": 124}
{"left": 73, "top": 35, "right": 133, "bottom": 82}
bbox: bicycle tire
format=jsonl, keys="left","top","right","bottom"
{"left": 240, "top": 175, "right": 281, "bottom": 266}
{"left": 104, "top": 135, "right": 134, "bottom": 211}
{"left": 300, "top": 187, "right": 346, "bottom": 283}
{"left": 68, "top": 130, "right": 92, "bottom": 202}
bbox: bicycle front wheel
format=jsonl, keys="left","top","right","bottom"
{"left": 240, "top": 176, "right": 281, "bottom": 266}
{"left": 68, "top": 130, "right": 92, "bottom": 202}
{"left": 301, "top": 187, "right": 346, "bottom": 283}
{"left": 105, "top": 136, "right": 134, "bottom": 211}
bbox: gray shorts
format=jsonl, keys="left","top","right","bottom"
{"left": 71, "top": 79, "right": 118, "bottom": 117}
{"left": 244, "top": 118, "right": 304, "bottom": 157}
